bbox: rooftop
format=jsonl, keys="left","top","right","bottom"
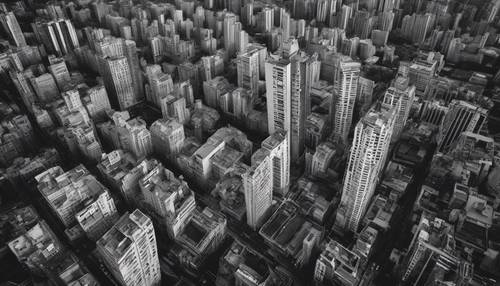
{"left": 97, "top": 210, "right": 150, "bottom": 260}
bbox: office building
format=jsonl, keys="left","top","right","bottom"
{"left": 437, "top": 100, "right": 488, "bottom": 154}
{"left": 237, "top": 47, "right": 260, "bottom": 101}
{"left": 400, "top": 13, "right": 434, "bottom": 45}
{"left": 139, "top": 164, "right": 196, "bottom": 239}
{"left": 331, "top": 58, "right": 360, "bottom": 145}
{"left": 401, "top": 214, "right": 473, "bottom": 285}
{"left": 30, "top": 73, "right": 59, "bottom": 103}
{"left": 0, "top": 12, "right": 26, "bottom": 46}
{"left": 203, "top": 76, "right": 233, "bottom": 108}
{"left": 97, "top": 210, "right": 161, "bottom": 286}
{"left": 48, "top": 57, "right": 71, "bottom": 90}
{"left": 35, "top": 165, "right": 118, "bottom": 236}
{"left": 314, "top": 240, "right": 362, "bottom": 285}
{"left": 408, "top": 57, "right": 437, "bottom": 95}
{"left": 32, "top": 19, "right": 79, "bottom": 55}
{"left": 305, "top": 113, "right": 327, "bottom": 149}
{"left": 243, "top": 149, "right": 273, "bottom": 230}
{"left": 177, "top": 206, "right": 227, "bottom": 256}
{"left": 223, "top": 13, "right": 237, "bottom": 57}
{"left": 381, "top": 77, "right": 416, "bottom": 141}
{"left": 289, "top": 52, "right": 318, "bottom": 161}
{"left": 335, "top": 105, "right": 395, "bottom": 233}
{"left": 262, "top": 131, "right": 290, "bottom": 196}
{"left": 266, "top": 58, "right": 291, "bottom": 135}
{"left": 102, "top": 56, "right": 137, "bottom": 110}
{"left": 356, "top": 76, "right": 374, "bottom": 118}
{"left": 123, "top": 40, "right": 144, "bottom": 100}
{"left": 150, "top": 118, "right": 185, "bottom": 160}
{"left": 219, "top": 87, "right": 252, "bottom": 119}
{"left": 97, "top": 149, "right": 137, "bottom": 192}
{"left": 8, "top": 220, "right": 65, "bottom": 278}
{"left": 118, "top": 117, "right": 153, "bottom": 159}
{"left": 84, "top": 85, "right": 112, "bottom": 121}
{"left": 148, "top": 71, "right": 174, "bottom": 108}
{"left": 75, "top": 190, "right": 119, "bottom": 241}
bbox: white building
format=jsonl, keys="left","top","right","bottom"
{"left": 265, "top": 58, "right": 291, "bottom": 135}
{"left": 243, "top": 149, "right": 272, "bottom": 230}
{"left": 103, "top": 56, "right": 136, "bottom": 110}
{"left": 97, "top": 210, "right": 161, "bottom": 286}
{"left": 262, "top": 131, "right": 290, "bottom": 196}
{"left": 331, "top": 59, "right": 360, "bottom": 145}
{"left": 335, "top": 105, "right": 395, "bottom": 233}
{"left": 381, "top": 76, "right": 416, "bottom": 141}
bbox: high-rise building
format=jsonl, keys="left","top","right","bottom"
{"left": 314, "top": 240, "right": 363, "bottom": 285}
{"left": 262, "top": 131, "right": 290, "bottom": 196}
{"left": 75, "top": 190, "right": 119, "bottom": 241}
{"left": 400, "top": 214, "right": 473, "bottom": 285}
{"left": 223, "top": 13, "right": 236, "bottom": 57}
{"left": 243, "top": 149, "right": 273, "bottom": 230}
{"left": 335, "top": 105, "right": 395, "bottom": 233}
{"left": 30, "top": 73, "right": 59, "bottom": 103}
{"left": 339, "top": 5, "right": 353, "bottom": 30}
{"left": 265, "top": 58, "right": 291, "bottom": 135}
{"left": 237, "top": 47, "right": 260, "bottom": 101}
{"left": 0, "top": 12, "right": 26, "bottom": 47}
{"left": 97, "top": 210, "right": 161, "bottom": 286}
{"left": 36, "top": 165, "right": 118, "bottom": 234}
{"left": 400, "top": 13, "right": 434, "bottom": 45}
{"left": 331, "top": 58, "right": 360, "bottom": 145}
{"left": 84, "top": 85, "right": 112, "bottom": 121}
{"left": 381, "top": 76, "right": 416, "bottom": 141}
{"left": 203, "top": 76, "right": 233, "bottom": 108}
{"left": 139, "top": 164, "right": 196, "bottom": 239}
{"left": 120, "top": 117, "right": 153, "bottom": 159}
{"left": 150, "top": 118, "right": 185, "bottom": 160}
{"left": 289, "top": 52, "right": 318, "bottom": 161}
{"left": 32, "top": 19, "right": 79, "bottom": 55}
{"left": 437, "top": 100, "right": 488, "bottom": 154}
{"left": 356, "top": 76, "right": 374, "bottom": 118}
{"left": 258, "top": 7, "right": 274, "bottom": 33}
{"left": 102, "top": 56, "right": 136, "bottom": 110}
{"left": 123, "top": 40, "right": 144, "bottom": 101}
{"left": 93, "top": 37, "right": 143, "bottom": 108}
{"left": 160, "top": 94, "right": 190, "bottom": 125}
{"left": 408, "top": 58, "right": 436, "bottom": 96}
{"left": 48, "top": 57, "right": 71, "bottom": 90}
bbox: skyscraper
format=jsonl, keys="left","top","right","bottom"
{"left": 0, "top": 12, "right": 26, "bottom": 47}
{"left": 381, "top": 76, "right": 416, "bottom": 142}
{"left": 223, "top": 13, "right": 236, "bottom": 57}
{"left": 331, "top": 58, "right": 360, "bottom": 145}
{"left": 237, "top": 47, "right": 260, "bottom": 101}
{"left": 356, "top": 76, "right": 374, "bottom": 118}
{"left": 102, "top": 56, "right": 136, "bottom": 110}
{"left": 437, "top": 100, "right": 488, "bottom": 154}
{"left": 335, "top": 105, "right": 395, "bottom": 233}
{"left": 265, "top": 58, "right": 291, "bottom": 135}
{"left": 243, "top": 149, "right": 273, "bottom": 230}
{"left": 32, "top": 19, "right": 79, "bottom": 55}
{"left": 400, "top": 213, "right": 473, "bottom": 285}
{"left": 262, "top": 131, "right": 290, "bottom": 195}
{"left": 123, "top": 40, "right": 144, "bottom": 101}
{"left": 97, "top": 209, "right": 161, "bottom": 286}
{"left": 289, "top": 52, "right": 318, "bottom": 161}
